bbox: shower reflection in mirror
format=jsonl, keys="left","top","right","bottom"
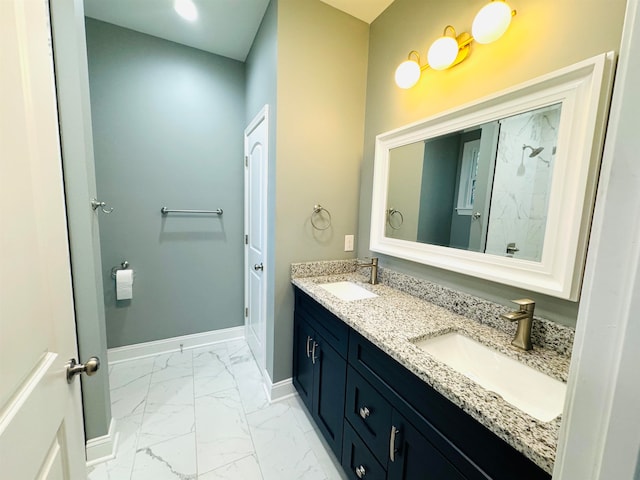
{"left": 385, "top": 103, "right": 561, "bottom": 262}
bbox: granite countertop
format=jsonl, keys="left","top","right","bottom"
{"left": 291, "top": 266, "right": 572, "bottom": 475}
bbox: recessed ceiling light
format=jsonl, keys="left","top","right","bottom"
{"left": 174, "top": 0, "right": 198, "bottom": 22}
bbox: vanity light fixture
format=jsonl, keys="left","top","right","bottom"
{"left": 174, "top": 0, "right": 198, "bottom": 22}
{"left": 394, "top": 0, "right": 516, "bottom": 89}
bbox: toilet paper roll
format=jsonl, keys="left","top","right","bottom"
{"left": 116, "top": 269, "right": 133, "bottom": 300}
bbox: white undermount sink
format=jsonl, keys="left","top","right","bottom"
{"left": 318, "top": 281, "right": 378, "bottom": 301}
{"left": 413, "top": 332, "right": 566, "bottom": 422}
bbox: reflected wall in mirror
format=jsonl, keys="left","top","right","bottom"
{"left": 371, "top": 53, "right": 615, "bottom": 300}
{"left": 385, "top": 103, "right": 562, "bottom": 262}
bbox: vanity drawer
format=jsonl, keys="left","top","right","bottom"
{"left": 342, "top": 422, "right": 386, "bottom": 480}
{"left": 345, "top": 366, "right": 393, "bottom": 466}
{"left": 295, "top": 288, "right": 349, "bottom": 358}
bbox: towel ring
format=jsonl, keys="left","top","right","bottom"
{"left": 387, "top": 208, "right": 404, "bottom": 230}
{"left": 311, "top": 204, "right": 332, "bottom": 231}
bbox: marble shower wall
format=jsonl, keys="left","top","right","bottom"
{"left": 484, "top": 104, "right": 561, "bottom": 261}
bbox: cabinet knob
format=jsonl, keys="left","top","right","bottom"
{"left": 359, "top": 406, "right": 370, "bottom": 419}
{"left": 355, "top": 465, "right": 366, "bottom": 478}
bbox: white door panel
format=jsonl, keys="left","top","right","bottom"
{"left": 0, "top": 0, "right": 86, "bottom": 478}
{"left": 249, "top": 269, "right": 264, "bottom": 341}
{"left": 244, "top": 106, "right": 269, "bottom": 374}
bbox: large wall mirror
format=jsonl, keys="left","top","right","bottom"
{"left": 371, "top": 53, "right": 615, "bottom": 300}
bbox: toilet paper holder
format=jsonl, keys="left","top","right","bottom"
{"left": 111, "top": 261, "right": 130, "bottom": 279}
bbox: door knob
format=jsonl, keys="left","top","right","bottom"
{"left": 253, "top": 263, "right": 264, "bottom": 271}
{"left": 66, "top": 356, "right": 100, "bottom": 383}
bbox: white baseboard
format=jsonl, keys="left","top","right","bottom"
{"left": 108, "top": 326, "right": 245, "bottom": 364}
{"left": 86, "top": 418, "right": 118, "bottom": 467}
{"left": 263, "top": 369, "right": 296, "bottom": 403}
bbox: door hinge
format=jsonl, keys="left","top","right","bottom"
{"left": 245, "top": 155, "right": 248, "bottom": 167}
{"left": 245, "top": 307, "right": 249, "bottom": 317}
{"left": 245, "top": 234, "right": 248, "bottom": 245}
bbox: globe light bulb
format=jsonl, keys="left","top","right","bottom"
{"left": 427, "top": 36, "right": 459, "bottom": 71}
{"left": 472, "top": 1, "right": 512, "bottom": 44}
{"left": 395, "top": 60, "right": 421, "bottom": 89}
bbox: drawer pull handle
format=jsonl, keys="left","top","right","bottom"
{"left": 359, "top": 406, "right": 370, "bottom": 419}
{"left": 389, "top": 425, "right": 400, "bottom": 462}
{"left": 355, "top": 465, "right": 366, "bottom": 478}
{"left": 311, "top": 341, "right": 318, "bottom": 364}
{"left": 306, "top": 336, "right": 312, "bottom": 358}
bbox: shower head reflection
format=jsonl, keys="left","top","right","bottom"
{"left": 523, "top": 144, "right": 544, "bottom": 157}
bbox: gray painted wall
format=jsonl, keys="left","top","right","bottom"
{"left": 85, "top": 19, "right": 246, "bottom": 347}
{"left": 272, "top": 0, "right": 369, "bottom": 382}
{"left": 245, "top": 0, "right": 278, "bottom": 378}
{"left": 50, "top": 0, "right": 112, "bottom": 440}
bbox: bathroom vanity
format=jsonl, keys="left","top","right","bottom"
{"left": 291, "top": 262, "right": 573, "bottom": 479}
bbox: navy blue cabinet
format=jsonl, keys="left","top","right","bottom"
{"left": 292, "top": 289, "right": 348, "bottom": 459}
{"left": 344, "top": 365, "right": 468, "bottom": 480}
{"left": 311, "top": 333, "right": 347, "bottom": 456}
{"left": 292, "top": 313, "right": 315, "bottom": 410}
{"left": 343, "top": 412, "right": 464, "bottom": 480}
{"left": 387, "top": 410, "right": 467, "bottom": 480}
{"left": 293, "top": 288, "right": 551, "bottom": 480}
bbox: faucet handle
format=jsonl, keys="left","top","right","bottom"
{"left": 512, "top": 298, "right": 535, "bottom": 305}
{"left": 511, "top": 298, "right": 535, "bottom": 311}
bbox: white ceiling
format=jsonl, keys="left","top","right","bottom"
{"left": 319, "top": 0, "right": 394, "bottom": 24}
{"left": 83, "top": 0, "right": 394, "bottom": 62}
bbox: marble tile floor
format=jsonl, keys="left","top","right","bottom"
{"left": 88, "top": 339, "right": 348, "bottom": 480}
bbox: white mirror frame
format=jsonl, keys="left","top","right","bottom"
{"left": 371, "top": 52, "right": 615, "bottom": 300}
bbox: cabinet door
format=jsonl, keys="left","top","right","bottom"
{"left": 312, "top": 332, "right": 347, "bottom": 459}
{"left": 292, "top": 314, "right": 314, "bottom": 410}
{"left": 387, "top": 411, "right": 466, "bottom": 480}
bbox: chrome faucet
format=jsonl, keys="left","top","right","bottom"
{"left": 501, "top": 299, "right": 535, "bottom": 351}
{"left": 357, "top": 257, "right": 378, "bottom": 285}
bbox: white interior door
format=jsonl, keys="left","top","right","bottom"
{"left": 244, "top": 106, "right": 269, "bottom": 375}
{"left": 0, "top": 1, "right": 86, "bottom": 478}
